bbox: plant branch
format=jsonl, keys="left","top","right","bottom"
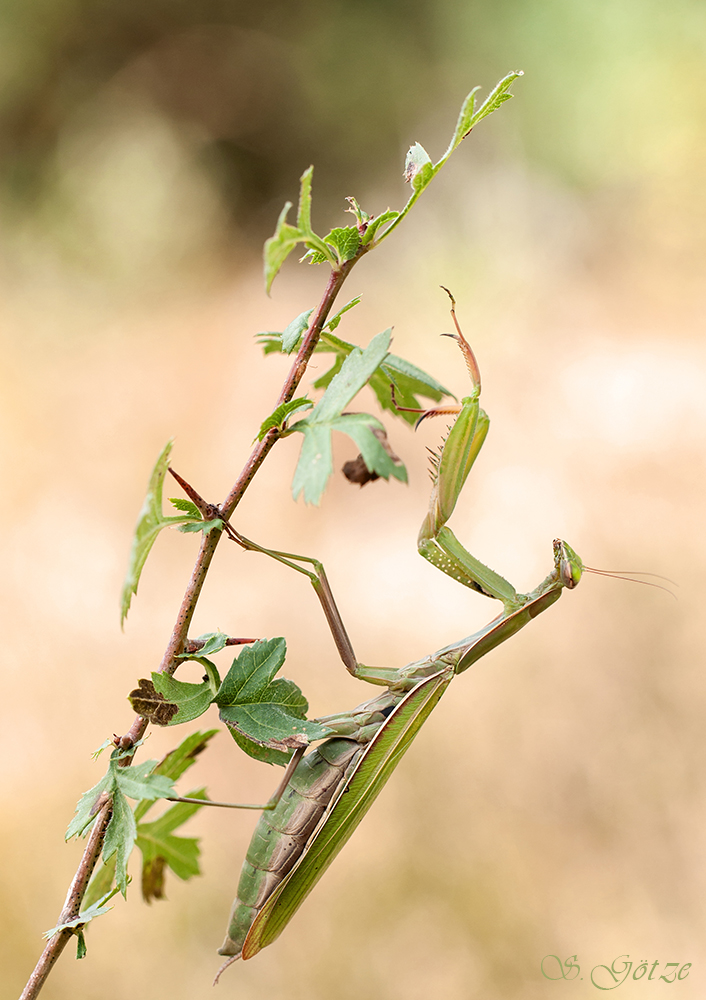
{"left": 20, "top": 253, "right": 364, "bottom": 1000}
{"left": 20, "top": 801, "right": 113, "bottom": 1000}
{"left": 158, "top": 254, "right": 361, "bottom": 674}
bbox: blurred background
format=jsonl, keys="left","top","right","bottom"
{"left": 2, "top": 1, "right": 705, "bottom": 998}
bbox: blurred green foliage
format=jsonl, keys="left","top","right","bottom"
{"left": 1, "top": 0, "right": 705, "bottom": 243}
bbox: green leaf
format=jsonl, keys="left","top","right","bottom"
{"left": 312, "top": 331, "right": 452, "bottom": 426}
{"left": 302, "top": 222, "right": 360, "bottom": 263}
{"left": 443, "top": 86, "right": 481, "bottom": 158}
{"left": 288, "top": 330, "right": 411, "bottom": 504}
{"left": 345, "top": 196, "right": 370, "bottom": 226}
{"left": 312, "top": 329, "right": 391, "bottom": 422}
{"left": 120, "top": 441, "right": 201, "bottom": 626}
{"left": 256, "top": 331, "right": 286, "bottom": 355}
{"left": 102, "top": 788, "right": 136, "bottom": 895}
{"left": 468, "top": 70, "right": 522, "bottom": 127}
{"left": 264, "top": 168, "right": 338, "bottom": 291}
{"left": 215, "top": 638, "right": 331, "bottom": 764}
{"left": 113, "top": 759, "right": 176, "bottom": 803}
{"left": 150, "top": 671, "right": 217, "bottom": 726}
{"left": 295, "top": 167, "right": 336, "bottom": 263}
{"left": 183, "top": 633, "right": 231, "bottom": 658}
{"left": 43, "top": 885, "right": 122, "bottom": 946}
{"left": 324, "top": 295, "right": 362, "bottom": 333}
{"left": 296, "top": 165, "right": 314, "bottom": 234}
{"left": 373, "top": 73, "right": 522, "bottom": 247}
{"left": 136, "top": 790, "right": 207, "bottom": 901}
{"left": 84, "top": 733, "right": 218, "bottom": 902}
{"left": 361, "top": 209, "right": 399, "bottom": 245}
{"left": 155, "top": 730, "right": 218, "bottom": 781}
{"left": 76, "top": 931, "right": 87, "bottom": 959}
{"left": 134, "top": 730, "right": 218, "bottom": 824}
{"left": 66, "top": 772, "right": 112, "bottom": 841}
{"left": 281, "top": 309, "right": 314, "bottom": 353}
{"left": 177, "top": 517, "right": 223, "bottom": 535}
{"left": 289, "top": 422, "right": 335, "bottom": 507}
{"left": 440, "top": 71, "right": 523, "bottom": 165}
{"left": 263, "top": 202, "right": 302, "bottom": 294}
{"left": 259, "top": 298, "right": 362, "bottom": 359}
{"left": 91, "top": 738, "right": 113, "bottom": 760}
{"left": 83, "top": 856, "right": 117, "bottom": 909}
{"left": 324, "top": 226, "right": 361, "bottom": 263}
{"left": 257, "top": 398, "right": 314, "bottom": 441}
{"left": 169, "top": 497, "right": 201, "bottom": 518}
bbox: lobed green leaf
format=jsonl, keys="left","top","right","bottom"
{"left": 182, "top": 633, "right": 231, "bottom": 658}
{"left": 177, "top": 517, "right": 223, "bottom": 535}
{"left": 263, "top": 202, "right": 303, "bottom": 294}
{"left": 65, "top": 772, "right": 112, "bottom": 841}
{"left": 281, "top": 309, "right": 314, "bottom": 353}
{"left": 215, "top": 638, "right": 331, "bottom": 764}
{"left": 324, "top": 295, "right": 362, "bottom": 333}
{"left": 257, "top": 397, "right": 314, "bottom": 441}
{"left": 324, "top": 226, "right": 361, "bottom": 263}
{"left": 43, "top": 885, "right": 122, "bottom": 947}
{"left": 113, "top": 759, "right": 175, "bottom": 803}
{"left": 134, "top": 730, "right": 218, "bottom": 823}
{"left": 296, "top": 166, "right": 314, "bottom": 234}
{"left": 361, "top": 209, "right": 399, "bottom": 245}
{"left": 440, "top": 71, "right": 523, "bottom": 165}
{"left": 288, "top": 330, "right": 416, "bottom": 503}
{"left": 82, "top": 856, "right": 117, "bottom": 909}
{"left": 289, "top": 423, "right": 334, "bottom": 506}
{"left": 313, "top": 329, "right": 391, "bottom": 421}
{"left": 102, "top": 788, "right": 136, "bottom": 895}
{"left": 169, "top": 497, "right": 201, "bottom": 518}
{"left": 136, "top": 790, "right": 207, "bottom": 901}
{"left": 120, "top": 441, "right": 201, "bottom": 626}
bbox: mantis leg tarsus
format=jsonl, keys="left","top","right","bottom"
{"left": 213, "top": 954, "right": 240, "bottom": 984}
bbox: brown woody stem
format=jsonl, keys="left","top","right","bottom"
{"left": 20, "top": 802, "right": 113, "bottom": 1000}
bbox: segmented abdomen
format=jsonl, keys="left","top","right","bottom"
{"left": 218, "top": 738, "right": 361, "bottom": 958}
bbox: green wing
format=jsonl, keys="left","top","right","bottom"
{"left": 242, "top": 668, "right": 453, "bottom": 958}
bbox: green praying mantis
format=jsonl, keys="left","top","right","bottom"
{"left": 213, "top": 292, "right": 585, "bottom": 979}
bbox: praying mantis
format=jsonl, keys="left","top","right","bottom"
{"left": 214, "top": 293, "right": 584, "bottom": 978}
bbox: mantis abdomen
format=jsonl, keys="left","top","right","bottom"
{"left": 219, "top": 738, "right": 362, "bottom": 958}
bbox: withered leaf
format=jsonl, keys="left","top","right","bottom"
{"left": 343, "top": 456, "right": 379, "bottom": 486}
{"left": 142, "top": 855, "right": 167, "bottom": 902}
{"left": 342, "top": 426, "right": 402, "bottom": 487}
{"left": 129, "top": 678, "right": 178, "bottom": 726}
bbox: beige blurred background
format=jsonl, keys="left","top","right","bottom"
{"left": 2, "top": 2, "right": 705, "bottom": 998}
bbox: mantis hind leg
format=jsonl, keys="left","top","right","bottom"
{"left": 223, "top": 525, "right": 397, "bottom": 686}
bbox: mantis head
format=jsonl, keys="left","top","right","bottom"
{"left": 553, "top": 539, "right": 583, "bottom": 589}
{"left": 552, "top": 541, "right": 676, "bottom": 598}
